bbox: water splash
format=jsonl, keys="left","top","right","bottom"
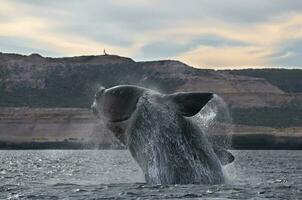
{"left": 194, "top": 94, "right": 233, "bottom": 149}
{"left": 192, "top": 94, "right": 236, "bottom": 183}
{"left": 126, "top": 93, "right": 226, "bottom": 184}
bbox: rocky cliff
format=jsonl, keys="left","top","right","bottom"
{"left": 0, "top": 107, "right": 121, "bottom": 148}
{"left": 0, "top": 107, "right": 301, "bottom": 149}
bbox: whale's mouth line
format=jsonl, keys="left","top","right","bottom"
{"left": 108, "top": 117, "right": 130, "bottom": 123}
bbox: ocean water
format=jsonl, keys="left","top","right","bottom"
{"left": 0, "top": 150, "right": 301, "bottom": 200}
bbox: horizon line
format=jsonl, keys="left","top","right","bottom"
{"left": 1, "top": 51, "right": 302, "bottom": 70}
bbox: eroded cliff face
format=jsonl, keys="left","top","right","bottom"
{"left": 1, "top": 107, "right": 301, "bottom": 149}
{"left": 0, "top": 107, "right": 120, "bottom": 147}
{"left": 222, "top": 93, "right": 302, "bottom": 108}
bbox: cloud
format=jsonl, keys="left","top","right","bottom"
{"left": 270, "top": 39, "right": 302, "bottom": 67}
{"left": 140, "top": 35, "right": 248, "bottom": 60}
{"left": 0, "top": 0, "right": 302, "bottom": 68}
{"left": 0, "top": 1, "right": 134, "bottom": 57}
{"left": 148, "top": 14, "right": 302, "bottom": 67}
{"left": 176, "top": 46, "right": 273, "bottom": 68}
{"left": 0, "top": 36, "right": 58, "bottom": 56}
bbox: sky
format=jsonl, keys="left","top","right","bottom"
{"left": 0, "top": 0, "right": 302, "bottom": 69}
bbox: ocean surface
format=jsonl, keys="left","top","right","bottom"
{"left": 0, "top": 150, "right": 301, "bottom": 200}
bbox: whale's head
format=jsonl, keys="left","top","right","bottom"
{"left": 91, "top": 85, "right": 147, "bottom": 143}
{"left": 91, "top": 85, "right": 214, "bottom": 145}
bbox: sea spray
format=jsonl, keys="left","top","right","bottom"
{"left": 194, "top": 94, "right": 233, "bottom": 149}
{"left": 193, "top": 94, "right": 235, "bottom": 182}
{"left": 126, "top": 92, "right": 225, "bottom": 184}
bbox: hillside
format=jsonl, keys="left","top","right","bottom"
{"left": 0, "top": 52, "right": 302, "bottom": 128}
{"left": 227, "top": 69, "right": 302, "bottom": 93}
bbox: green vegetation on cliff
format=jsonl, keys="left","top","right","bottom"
{"left": 0, "top": 62, "right": 185, "bottom": 107}
{"left": 231, "top": 107, "right": 302, "bottom": 128}
{"left": 227, "top": 69, "right": 302, "bottom": 93}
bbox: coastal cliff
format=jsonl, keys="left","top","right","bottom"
{"left": 0, "top": 52, "right": 301, "bottom": 149}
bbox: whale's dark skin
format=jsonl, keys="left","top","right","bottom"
{"left": 91, "top": 85, "right": 234, "bottom": 185}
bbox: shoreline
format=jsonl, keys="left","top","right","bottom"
{"left": 1, "top": 134, "right": 302, "bottom": 150}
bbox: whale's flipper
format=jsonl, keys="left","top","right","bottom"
{"left": 213, "top": 148, "right": 235, "bottom": 165}
{"left": 166, "top": 92, "right": 213, "bottom": 117}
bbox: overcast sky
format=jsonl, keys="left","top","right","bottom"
{"left": 1, "top": 0, "right": 302, "bottom": 68}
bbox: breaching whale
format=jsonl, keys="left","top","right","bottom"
{"left": 91, "top": 85, "right": 234, "bottom": 185}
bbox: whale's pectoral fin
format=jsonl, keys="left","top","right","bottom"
{"left": 167, "top": 92, "right": 213, "bottom": 117}
{"left": 213, "top": 148, "right": 235, "bottom": 165}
